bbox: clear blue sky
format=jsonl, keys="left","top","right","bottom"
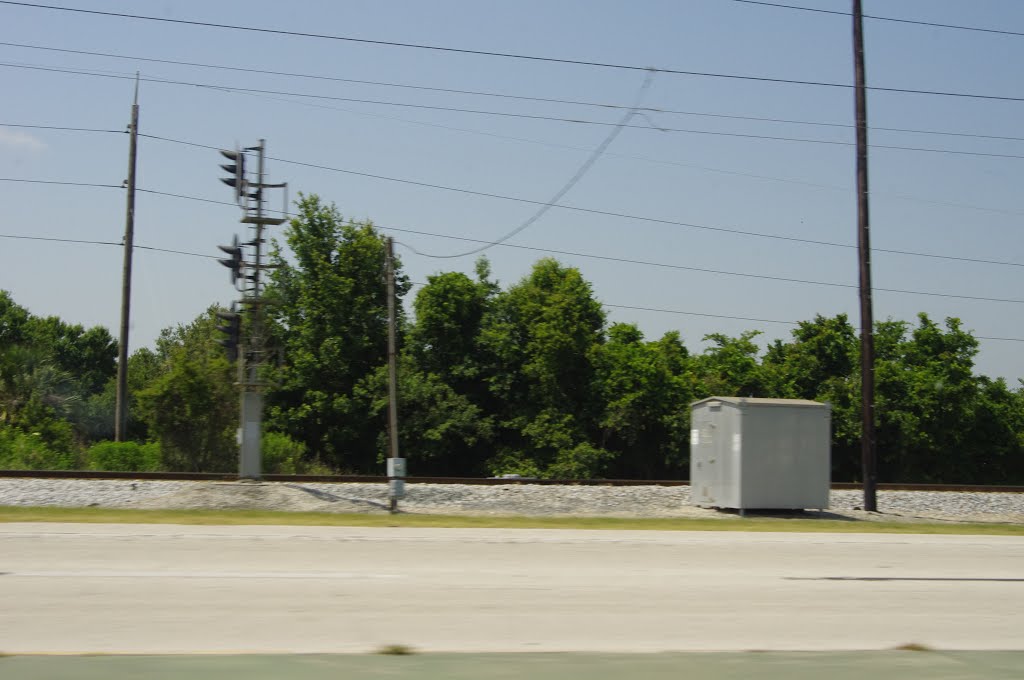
{"left": 1, "top": 0, "right": 1022, "bottom": 382}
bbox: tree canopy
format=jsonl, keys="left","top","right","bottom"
{"left": 2, "top": 196, "right": 1021, "bottom": 484}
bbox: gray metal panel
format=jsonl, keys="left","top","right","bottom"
{"left": 737, "top": 404, "right": 830, "bottom": 510}
{"left": 690, "top": 399, "right": 742, "bottom": 508}
{"left": 690, "top": 397, "right": 830, "bottom": 511}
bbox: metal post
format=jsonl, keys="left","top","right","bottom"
{"left": 853, "top": 0, "right": 877, "bottom": 511}
{"left": 114, "top": 75, "right": 139, "bottom": 441}
{"left": 385, "top": 237, "right": 403, "bottom": 512}
{"left": 238, "top": 140, "right": 266, "bottom": 480}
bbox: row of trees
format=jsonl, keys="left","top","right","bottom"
{"left": 2, "top": 194, "right": 1022, "bottom": 482}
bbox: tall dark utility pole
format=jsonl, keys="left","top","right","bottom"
{"left": 853, "top": 0, "right": 877, "bottom": 511}
{"left": 385, "top": 236, "right": 405, "bottom": 513}
{"left": 114, "top": 74, "right": 139, "bottom": 441}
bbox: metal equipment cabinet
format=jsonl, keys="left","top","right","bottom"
{"left": 690, "top": 397, "right": 830, "bottom": 512}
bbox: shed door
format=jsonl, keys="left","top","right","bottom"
{"left": 692, "top": 405, "right": 727, "bottom": 504}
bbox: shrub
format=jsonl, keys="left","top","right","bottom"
{"left": 0, "top": 426, "right": 80, "bottom": 470}
{"left": 262, "top": 431, "right": 306, "bottom": 474}
{"left": 86, "top": 441, "right": 162, "bottom": 472}
{"left": 545, "top": 442, "right": 614, "bottom": 479}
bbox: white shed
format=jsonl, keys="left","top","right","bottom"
{"left": 690, "top": 397, "right": 831, "bottom": 512}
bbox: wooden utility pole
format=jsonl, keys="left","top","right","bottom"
{"left": 114, "top": 74, "right": 139, "bottom": 441}
{"left": 385, "top": 237, "right": 403, "bottom": 513}
{"left": 853, "top": 0, "right": 877, "bottom": 511}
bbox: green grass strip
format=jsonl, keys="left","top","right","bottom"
{"left": 1, "top": 505, "right": 1021, "bottom": 535}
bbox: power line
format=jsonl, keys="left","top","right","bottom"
{"left": 730, "top": 1, "right": 1024, "bottom": 38}
{"left": 0, "top": 233, "right": 121, "bottom": 247}
{"left": 3, "top": 40, "right": 1023, "bottom": 143}
{"left": 8, "top": 62, "right": 1024, "bottom": 160}
{"left": 0, "top": 178, "right": 122, "bottom": 188}
{"left": 5, "top": 230, "right": 1023, "bottom": 342}
{"left": 427, "top": 70, "right": 656, "bottom": 259}
{"left": 602, "top": 303, "right": 794, "bottom": 327}
{"left": 218, "top": 147, "right": 1021, "bottom": 269}
{"left": 135, "top": 135, "right": 1024, "bottom": 266}
{"left": 391, "top": 229, "right": 1024, "bottom": 304}
{"left": 137, "top": 188, "right": 240, "bottom": 209}
{"left": 6, "top": 182, "right": 1024, "bottom": 337}
{"left": 6, "top": 144, "right": 1023, "bottom": 272}
{"left": 0, "top": 232, "right": 216, "bottom": 258}
{"left": 9, "top": 172, "right": 1023, "bottom": 303}
{"left": 0, "top": 122, "right": 124, "bottom": 134}
{"left": 7, "top": 62, "right": 1023, "bottom": 161}
{"left": 120, "top": 179, "right": 1024, "bottom": 271}
{"left": 216, "top": 88, "right": 1024, "bottom": 218}
{"left": 2, "top": 1, "right": 1023, "bottom": 102}
{"left": 7, "top": 105, "right": 1021, "bottom": 217}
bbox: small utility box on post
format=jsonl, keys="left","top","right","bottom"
{"left": 387, "top": 457, "right": 406, "bottom": 513}
{"left": 690, "top": 397, "right": 830, "bottom": 513}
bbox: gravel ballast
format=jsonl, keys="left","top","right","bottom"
{"left": 1, "top": 478, "right": 1022, "bottom": 524}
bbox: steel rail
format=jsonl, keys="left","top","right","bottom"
{"left": 0, "top": 470, "right": 1020, "bottom": 493}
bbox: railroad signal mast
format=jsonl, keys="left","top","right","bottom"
{"left": 216, "top": 140, "right": 287, "bottom": 480}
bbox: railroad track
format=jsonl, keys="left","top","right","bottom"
{"left": 0, "top": 469, "right": 1021, "bottom": 493}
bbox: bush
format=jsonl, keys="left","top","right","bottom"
{"left": 545, "top": 442, "right": 614, "bottom": 479}
{"left": 86, "top": 441, "right": 162, "bottom": 472}
{"left": 0, "top": 426, "right": 80, "bottom": 470}
{"left": 260, "top": 431, "right": 305, "bottom": 474}
{"left": 262, "top": 432, "right": 337, "bottom": 475}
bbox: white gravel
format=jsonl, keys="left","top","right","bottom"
{"left": 1, "top": 478, "right": 1022, "bottom": 524}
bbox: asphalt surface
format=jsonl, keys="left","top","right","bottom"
{"left": 3, "top": 652, "right": 1024, "bottom": 680}
{"left": 1, "top": 523, "right": 1022, "bottom": 654}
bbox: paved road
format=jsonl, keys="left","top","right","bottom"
{"left": 4, "top": 652, "right": 1024, "bottom": 680}
{"left": 1, "top": 523, "right": 1022, "bottom": 653}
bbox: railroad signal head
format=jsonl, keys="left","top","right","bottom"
{"left": 217, "top": 234, "right": 243, "bottom": 286}
{"left": 215, "top": 304, "right": 242, "bottom": 363}
{"left": 219, "top": 148, "right": 246, "bottom": 203}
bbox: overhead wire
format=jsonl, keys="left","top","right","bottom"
{"left": 0, "top": 122, "right": 124, "bottom": 134}
{"left": 5, "top": 62, "right": 1024, "bottom": 161}
{"left": 38, "top": 177, "right": 1014, "bottom": 272}
{"left": 2, "top": 40, "right": 1022, "bottom": 143}
{"left": 213, "top": 85, "right": 1024, "bottom": 218}
{"left": 4, "top": 228, "right": 1019, "bottom": 342}
{"left": 4, "top": 134, "right": 1023, "bottom": 270}
{"left": 416, "top": 69, "right": 657, "bottom": 258}
{"left": 0, "top": 232, "right": 217, "bottom": 258}
{"left": 2, "top": 1, "right": 1023, "bottom": 102}
{"left": 7, "top": 173, "right": 1024, "bottom": 302}
{"left": 0, "top": 178, "right": 122, "bottom": 189}
{"left": 6, "top": 180, "right": 1024, "bottom": 335}
{"left": 729, "top": 1, "right": 1024, "bottom": 38}
{"left": 8, "top": 82, "right": 1021, "bottom": 216}
{"left": 391, "top": 231, "right": 1024, "bottom": 304}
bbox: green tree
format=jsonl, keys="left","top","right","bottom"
{"left": 478, "top": 258, "right": 609, "bottom": 477}
{"left": 76, "top": 348, "right": 162, "bottom": 443}
{"left": 693, "top": 330, "right": 766, "bottom": 397}
{"left": 0, "top": 290, "right": 30, "bottom": 350}
{"left": 22, "top": 316, "right": 116, "bottom": 396}
{"left": 592, "top": 324, "right": 695, "bottom": 478}
{"left": 265, "top": 194, "right": 409, "bottom": 473}
{"left": 761, "top": 314, "right": 860, "bottom": 479}
{"left": 873, "top": 314, "right": 984, "bottom": 482}
{"left": 410, "top": 262, "right": 495, "bottom": 393}
{"left": 359, "top": 354, "right": 494, "bottom": 476}
{"left": 136, "top": 307, "right": 238, "bottom": 472}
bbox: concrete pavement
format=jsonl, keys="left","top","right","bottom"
{"left": 1, "top": 523, "right": 1022, "bottom": 653}
{"left": 3, "top": 652, "right": 1024, "bottom": 680}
